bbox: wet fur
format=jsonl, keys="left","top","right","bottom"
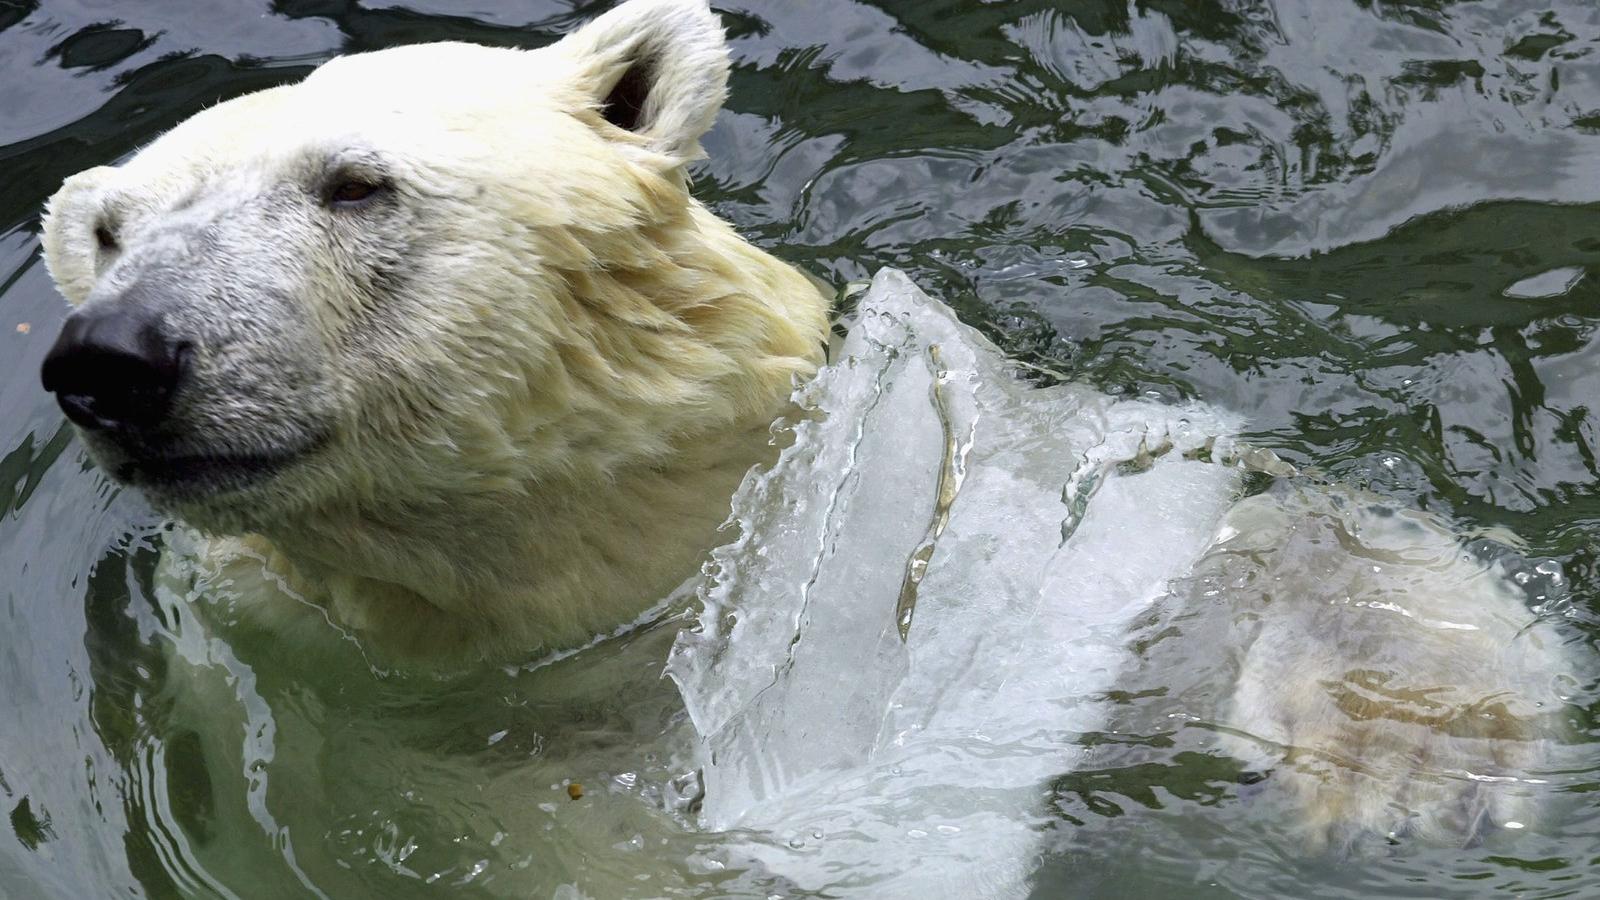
{"left": 1179, "top": 485, "right": 1579, "bottom": 853}
{"left": 41, "top": 0, "right": 829, "bottom": 661}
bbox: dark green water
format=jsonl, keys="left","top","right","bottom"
{"left": 3, "top": 1, "right": 1600, "bottom": 897}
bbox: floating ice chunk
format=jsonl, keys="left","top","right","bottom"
{"left": 667, "top": 269, "right": 1242, "bottom": 896}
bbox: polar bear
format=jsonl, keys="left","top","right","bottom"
{"left": 32, "top": 0, "right": 1580, "bottom": 883}
{"left": 39, "top": 0, "right": 828, "bottom": 661}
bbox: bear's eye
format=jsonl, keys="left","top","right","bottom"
{"left": 94, "top": 223, "right": 117, "bottom": 252}
{"left": 326, "top": 178, "right": 385, "bottom": 207}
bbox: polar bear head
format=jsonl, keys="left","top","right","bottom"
{"left": 38, "top": 0, "right": 823, "bottom": 543}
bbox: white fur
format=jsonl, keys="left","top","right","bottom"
{"left": 41, "top": 0, "right": 829, "bottom": 661}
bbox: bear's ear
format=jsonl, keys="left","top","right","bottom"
{"left": 556, "top": 0, "right": 730, "bottom": 164}
{"left": 41, "top": 165, "right": 117, "bottom": 306}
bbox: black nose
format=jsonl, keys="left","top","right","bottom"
{"left": 40, "top": 306, "right": 189, "bottom": 432}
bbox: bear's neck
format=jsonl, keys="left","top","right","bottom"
{"left": 258, "top": 422, "right": 778, "bottom": 661}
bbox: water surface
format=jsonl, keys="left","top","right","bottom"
{"left": 4, "top": 0, "right": 1600, "bottom": 896}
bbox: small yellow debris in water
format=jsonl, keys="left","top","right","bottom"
{"left": 567, "top": 783, "right": 583, "bottom": 801}
{"left": 15, "top": 323, "right": 29, "bottom": 334}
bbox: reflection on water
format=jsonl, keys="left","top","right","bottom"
{"left": 3, "top": 0, "right": 1600, "bottom": 897}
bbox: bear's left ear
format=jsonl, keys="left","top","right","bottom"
{"left": 556, "top": 0, "right": 730, "bottom": 164}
